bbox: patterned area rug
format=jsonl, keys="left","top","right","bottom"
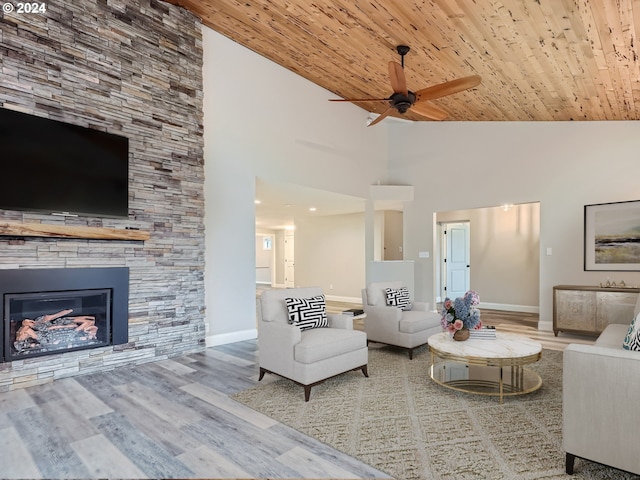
{"left": 232, "top": 345, "right": 637, "bottom": 480}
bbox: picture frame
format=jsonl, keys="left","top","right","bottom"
{"left": 584, "top": 200, "right": 640, "bottom": 271}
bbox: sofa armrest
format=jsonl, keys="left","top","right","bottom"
{"left": 327, "top": 313, "right": 353, "bottom": 330}
{"left": 563, "top": 344, "right": 640, "bottom": 474}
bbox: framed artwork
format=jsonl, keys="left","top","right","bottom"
{"left": 584, "top": 200, "right": 640, "bottom": 271}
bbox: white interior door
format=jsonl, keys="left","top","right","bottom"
{"left": 284, "top": 232, "right": 295, "bottom": 287}
{"left": 443, "top": 222, "right": 470, "bottom": 299}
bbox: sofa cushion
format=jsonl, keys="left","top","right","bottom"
{"left": 367, "top": 281, "right": 403, "bottom": 306}
{"left": 294, "top": 328, "right": 366, "bottom": 364}
{"left": 399, "top": 310, "right": 442, "bottom": 334}
{"left": 285, "top": 295, "right": 328, "bottom": 331}
{"left": 623, "top": 312, "right": 640, "bottom": 351}
{"left": 385, "top": 287, "right": 412, "bottom": 311}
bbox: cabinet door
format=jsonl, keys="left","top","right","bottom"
{"left": 555, "top": 290, "right": 596, "bottom": 332}
{"left": 596, "top": 291, "right": 638, "bottom": 332}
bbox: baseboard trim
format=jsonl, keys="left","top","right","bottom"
{"left": 537, "top": 319, "right": 553, "bottom": 331}
{"left": 206, "top": 329, "right": 257, "bottom": 347}
{"left": 325, "top": 294, "right": 362, "bottom": 304}
{"left": 479, "top": 302, "right": 539, "bottom": 314}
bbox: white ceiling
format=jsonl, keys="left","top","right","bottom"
{"left": 255, "top": 179, "right": 373, "bottom": 231}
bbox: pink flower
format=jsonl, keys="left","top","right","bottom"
{"left": 453, "top": 319, "right": 463, "bottom": 331}
{"left": 444, "top": 299, "right": 453, "bottom": 309}
{"left": 447, "top": 324, "right": 457, "bottom": 333}
{"left": 473, "top": 320, "right": 483, "bottom": 330}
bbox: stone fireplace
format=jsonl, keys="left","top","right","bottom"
{"left": 0, "top": 0, "right": 205, "bottom": 390}
{"left": 0, "top": 268, "right": 129, "bottom": 363}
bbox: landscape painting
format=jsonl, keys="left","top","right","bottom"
{"left": 585, "top": 200, "right": 640, "bottom": 271}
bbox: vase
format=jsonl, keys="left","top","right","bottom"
{"left": 453, "top": 327, "right": 470, "bottom": 341}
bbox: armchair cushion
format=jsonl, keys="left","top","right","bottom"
{"left": 385, "top": 287, "right": 412, "bottom": 311}
{"left": 623, "top": 311, "right": 640, "bottom": 351}
{"left": 399, "top": 310, "right": 440, "bottom": 333}
{"left": 285, "top": 295, "right": 328, "bottom": 331}
{"left": 260, "top": 286, "right": 323, "bottom": 323}
{"left": 295, "top": 328, "right": 367, "bottom": 364}
{"left": 366, "top": 281, "right": 404, "bottom": 306}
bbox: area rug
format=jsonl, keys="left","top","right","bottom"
{"left": 232, "top": 346, "right": 637, "bottom": 480}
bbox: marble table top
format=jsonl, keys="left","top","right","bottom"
{"left": 427, "top": 331, "right": 542, "bottom": 359}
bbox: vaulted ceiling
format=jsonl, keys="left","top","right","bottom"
{"left": 166, "top": 0, "right": 640, "bottom": 123}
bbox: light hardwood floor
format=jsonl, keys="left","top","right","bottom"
{"left": 0, "top": 294, "right": 595, "bottom": 479}
{"left": 0, "top": 340, "right": 389, "bottom": 479}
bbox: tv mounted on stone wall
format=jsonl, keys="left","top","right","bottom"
{"left": 0, "top": 107, "right": 129, "bottom": 218}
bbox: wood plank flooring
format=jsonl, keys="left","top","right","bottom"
{"left": 0, "top": 343, "right": 389, "bottom": 479}
{"left": 0, "top": 293, "right": 596, "bottom": 479}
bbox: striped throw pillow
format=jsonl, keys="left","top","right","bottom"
{"left": 623, "top": 312, "right": 640, "bottom": 351}
{"left": 285, "top": 295, "right": 328, "bottom": 331}
{"left": 385, "top": 287, "right": 412, "bottom": 311}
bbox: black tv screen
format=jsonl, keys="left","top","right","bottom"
{"left": 0, "top": 108, "right": 129, "bottom": 218}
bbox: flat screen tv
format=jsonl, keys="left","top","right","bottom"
{"left": 0, "top": 107, "right": 129, "bottom": 218}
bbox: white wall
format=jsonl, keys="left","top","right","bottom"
{"left": 202, "top": 27, "right": 389, "bottom": 344}
{"left": 295, "top": 213, "right": 365, "bottom": 300}
{"left": 203, "top": 27, "right": 640, "bottom": 339}
{"left": 390, "top": 121, "right": 640, "bottom": 330}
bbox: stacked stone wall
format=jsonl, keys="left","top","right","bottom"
{"left": 0, "top": 0, "right": 205, "bottom": 390}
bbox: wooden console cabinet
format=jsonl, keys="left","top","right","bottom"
{"left": 553, "top": 285, "right": 639, "bottom": 336}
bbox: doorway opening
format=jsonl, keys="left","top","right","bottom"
{"left": 435, "top": 202, "right": 540, "bottom": 317}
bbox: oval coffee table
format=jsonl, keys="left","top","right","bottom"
{"left": 427, "top": 331, "right": 543, "bottom": 403}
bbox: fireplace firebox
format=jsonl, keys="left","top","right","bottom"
{"left": 0, "top": 268, "right": 129, "bottom": 363}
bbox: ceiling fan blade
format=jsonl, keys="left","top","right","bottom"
{"left": 414, "top": 75, "right": 481, "bottom": 103}
{"left": 368, "top": 107, "right": 395, "bottom": 127}
{"left": 410, "top": 101, "right": 449, "bottom": 121}
{"left": 388, "top": 61, "right": 408, "bottom": 96}
{"left": 329, "top": 97, "right": 388, "bottom": 103}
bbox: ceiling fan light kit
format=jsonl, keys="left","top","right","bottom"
{"left": 330, "top": 45, "right": 481, "bottom": 126}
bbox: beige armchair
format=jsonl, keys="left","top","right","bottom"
{"left": 257, "top": 287, "right": 368, "bottom": 401}
{"left": 361, "top": 281, "right": 442, "bottom": 359}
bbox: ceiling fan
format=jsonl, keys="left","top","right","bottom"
{"left": 330, "top": 45, "right": 481, "bottom": 126}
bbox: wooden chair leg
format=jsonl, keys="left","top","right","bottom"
{"left": 361, "top": 365, "right": 369, "bottom": 377}
{"left": 304, "top": 385, "right": 312, "bottom": 402}
{"left": 408, "top": 348, "right": 414, "bottom": 360}
{"left": 566, "top": 453, "right": 576, "bottom": 475}
{"left": 258, "top": 367, "right": 266, "bottom": 381}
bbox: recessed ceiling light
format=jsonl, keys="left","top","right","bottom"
{"left": 309, "top": 207, "right": 317, "bottom": 212}
{"left": 254, "top": 199, "right": 261, "bottom": 204}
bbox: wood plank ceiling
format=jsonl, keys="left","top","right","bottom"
{"left": 165, "top": 0, "right": 640, "bottom": 122}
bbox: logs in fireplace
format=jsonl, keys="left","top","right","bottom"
{"left": 15, "top": 309, "right": 98, "bottom": 351}
{"left": 0, "top": 268, "right": 129, "bottom": 362}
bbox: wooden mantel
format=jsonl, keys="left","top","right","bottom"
{"left": 0, "top": 221, "right": 150, "bottom": 241}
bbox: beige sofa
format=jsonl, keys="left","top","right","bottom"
{"left": 563, "top": 293, "right": 640, "bottom": 475}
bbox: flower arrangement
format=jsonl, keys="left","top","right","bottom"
{"left": 440, "top": 290, "right": 482, "bottom": 333}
